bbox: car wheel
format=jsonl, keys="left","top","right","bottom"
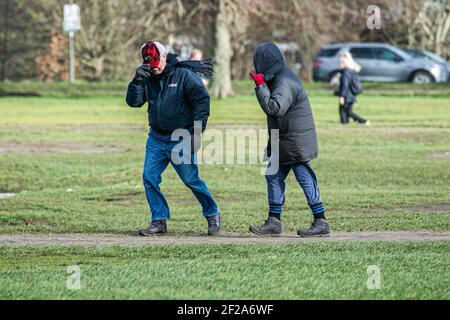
{"left": 329, "top": 71, "right": 341, "bottom": 86}
{"left": 411, "top": 71, "right": 434, "bottom": 84}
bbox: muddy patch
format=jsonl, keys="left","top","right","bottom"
{"left": 21, "top": 219, "right": 57, "bottom": 226}
{"left": 0, "top": 142, "right": 128, "bottom": 154}
{"left": 64, "top": 124, "right": 146, "bottom": 133}
{"left": 105, "top": 191, "right": 142, "bottom": 202}
{"left": 402, "top": 203, "right": 450, "bottom": 213}
{"left": 0, "top": 124, "right": 146, "bottom": 133}
{"left": 82, "top": 191, "right": 143, "bottom": 202}
{"left": 327, "top": 203, "right": 450, "bottom": 214}
{"left": 209, "top": 123, "right": 265, "bottom": 130}
{"left": 321, "top": 127, "right": 450, "bottom": 134}
{"left": 364, "top": 127, "right": 450, "bottom": 134}
{"left": 0, "top": 218, "right": 56, "bottom": 226}
{"left": 381, "top": 132, "right": 442, "bottom": 142}
{"left": 431, "top": 152, "right": 450, "bottom": 159}
{"left": 320, "top": 127, "right": 449, "bottom": 142}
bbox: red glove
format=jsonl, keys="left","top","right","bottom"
{"left": 249, "top": 72, "right": 265, "bottom": 86}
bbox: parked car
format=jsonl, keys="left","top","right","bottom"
{"left": 313, "top": 42, "right": 448, "bottom": 84}
{"left": 401, "top": 48, "right": 450, "bottom": 81}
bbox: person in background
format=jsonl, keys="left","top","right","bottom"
{"left": 337, "top": 51, "right": 370, "bottom": 125}
{"left": 190, "top": 48, "right": 209, "bottom": 87}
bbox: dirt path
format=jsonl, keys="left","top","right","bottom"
{"left": 1, "top": 231, "right": 449, "bottom": 246}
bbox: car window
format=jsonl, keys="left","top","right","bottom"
{"left": 403, "top": 49, "right": 425, "bottom": 58}
{"left": 402, "top": 49, "right": 438, "bottom": 62}
{"left": 372, "top": 48, "right": 401, "bottom": 61}
{"left": 349, "top": 48, "right": 373, "bottom": 59}
{"left": 317, "top": 48, "right": 339, "bottom": 57}
{"left": 424, "top": 51, "right": 446, "bottom": 64}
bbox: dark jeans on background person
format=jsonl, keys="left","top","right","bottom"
{"left": 143, "top": 131, "right": 219, "bottom": 221}
{"left": 266, "top": 161, "right": 325, "bottom": 217}
{"left": 339, "top": 102, "right": 367, "bottom": 124}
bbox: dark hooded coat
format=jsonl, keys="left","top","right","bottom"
{"left": 253, "top": 42, "right": 319, "bottom": 165}
{"left": 337, "top": 68, "right": 357, "bottom": 104}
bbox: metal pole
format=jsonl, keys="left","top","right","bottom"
{"left": 68, "top": 0, "right": 75, "bottom": 83}
{"left": 69, "top": 31, "right": 75, "bottom": 83}
{"left": 1, "top": 0, "right": 9, "bottom": 81}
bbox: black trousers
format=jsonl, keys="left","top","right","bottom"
{"left": 339, "top": 102, "right": 367, "bottom": 124}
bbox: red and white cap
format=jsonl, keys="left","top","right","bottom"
{"left": 141, "top": 41, "right": 166, "bottom": 68}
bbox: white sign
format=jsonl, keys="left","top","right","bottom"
{"left": 63, "top": 4, "right": 81, "bottom": 32}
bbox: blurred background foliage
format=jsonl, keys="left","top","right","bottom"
{"left": 0, "top": 0, "right": 449, "bottom": 85}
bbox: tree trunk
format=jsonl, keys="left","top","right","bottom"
{"left": 1, "top": 0, "right": 9, "bottom": 81}
{"left": 210, "top": 0, "right": 234, "bottom": 99}
{"left": 87, "top": 56, "right": 105, "bottom": 81}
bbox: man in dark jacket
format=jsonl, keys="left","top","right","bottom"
{"left": 126, "top": 41, "right": 220, "bottom": 236}
{"left": 248, "top": 42, "right": 330, "bottom": 237}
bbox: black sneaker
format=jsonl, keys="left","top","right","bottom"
{"left": 206, "top": 214, "right": 222, "bottom": 235}
{"left": 297, "top": 218, "right": 330, "bottom": 237}
{"left": 138, "top": 220, "right": 167, "bottom": 236}
{"left": 249, "top": 217, "right": 282, "bottom": 236}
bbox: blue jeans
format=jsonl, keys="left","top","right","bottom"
{"left": 143, "top": 133, "right": 219, "bottom": 221}
{"left": 266, "top": 161, "right": 325, "bottom": 217}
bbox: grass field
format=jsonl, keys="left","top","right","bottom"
{"left": 0, "top": 81, "right": 449, "bottom": 299}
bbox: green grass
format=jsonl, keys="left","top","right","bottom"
{"left": 0, "top": 81, "right": 449, "bottom": 299}
{"left": 0, "top": 242, "right": 449, "bottom": 299}
{"left": 0, "top": 91, "right": 449, "bottom": 234}
{"left": 2, "top": 80, "right": 450, "bottom": 97}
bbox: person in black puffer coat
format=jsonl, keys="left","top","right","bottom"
{"left": 248, "top": 42, "right": 330, "bottom": 237}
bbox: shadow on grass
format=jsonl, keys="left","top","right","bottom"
{"left": 0, "top": 88, "right": 41, "bottom": 97}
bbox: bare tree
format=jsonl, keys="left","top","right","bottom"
{"left": 78, "top": 0, "right": 187, "bottom": 80}
{"left": 4, "top": 0, "right": 449, "bottom": 82}
{"left": 19, "top": 0, "right": 184, "bottom": 80}
{"left": 414, "top": 0, "right": 450, "bottom": 57}
{"left": 0, "top": 0, "right": 45, "bottom": 81}
{"left": 209, "top": 0, "right": 235, "bottom": 98}
{"left": 0, "top": 0, "right": 11, "bottom": 81}
{"left": 210, "top": 0, "right": 277, "bottom": 98}
{"left": 378, "top": 0, "right": 450, "bottom": 59}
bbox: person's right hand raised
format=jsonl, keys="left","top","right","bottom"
{"left": 134, "top": 64, "right": 152, "bottom": 82}
{"left": 249, "top": 72, "right": 265, "bottom": 86}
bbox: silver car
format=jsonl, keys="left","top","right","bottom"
{"left": 313, "top": 42, "right": 448, "bottom": 84}
{"left": 401, "top": 48, "right": 450, "bottom": 82}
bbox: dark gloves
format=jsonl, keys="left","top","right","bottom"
{"left": 249, "top": 72, "right": 266, "bottom": 86}
{"left": 133, "top": 64, "right": 151, "bottom": 82}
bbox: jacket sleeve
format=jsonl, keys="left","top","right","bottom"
{"left": 255, "top": 80, "right": 294, "bottom": 117}
{"left": 125, "top": 80, "right": 146, "bottom": 108}
{"left": 338, "top": 71, "right": 350, "bottom": 98}
{"left": 184, "top": 70, "right": 210, "bottom": 131}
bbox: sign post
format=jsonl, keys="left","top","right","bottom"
{"left": 63, "top": 3, "right": 80, "bottom": 83}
